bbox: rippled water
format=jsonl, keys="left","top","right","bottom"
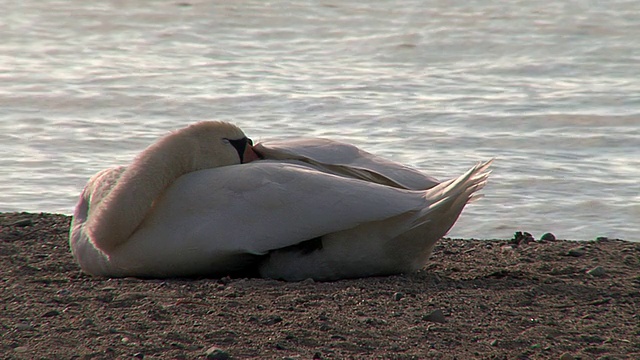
{"left": 1, "top": 0, "right": 639, "bottom": 241}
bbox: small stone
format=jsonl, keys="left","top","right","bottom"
{"left": 41, "top": 310, "right": 60, "bottom": 318}
{"left": 501, "top": 245, "right": 514, "bottom": 252}
{"left": 512, "top": 231, "right": 534, "bottom": 244}
{"left": 540, "top": 232, "right": 556, "bottom": 241}
{"left": 262, "top": 315, "right": 283, "bottom": 325}
{"left": 566, "top": 247, "right": 585, "bottom": 257}
{"left": 14, "top": 346, "right": 29, "bottom": 353}
{"left": 205, "top": 346, "right": 230, "bottom": 360}
{"left": 623, "top": 255, "right": 637, "bottom": 266}
{"left": 490, "top": 339, "right": 498, "bottom": 346}
{"left": 15, "top": 323, "right": 33, "bottom": 331}
{"left": 422, "top": 309, "right": 446, "bottom": 323}
{"left": 11, "top": 219, "right": 32, "bottom": 227}
{"left": 587, "top": 266, "right": 606, "bottom": 277}
{"left": 559, "top": 353, "right": 575, "bottom": 360}
{"left": 580, "top": 334, "right": 605, "bottom": 343}
{"left": 133, "top": 353, "right": 144, "bottom": 359}
{"left": 393, "top": 292, "right": 404, "bottom": 301}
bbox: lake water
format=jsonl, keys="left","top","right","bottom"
{"left": 1, "top": 0, "right": 638, "bottom": 241}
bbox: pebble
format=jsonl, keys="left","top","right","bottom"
{"left": 393, "top": 292, "right": 404, "bottom": 301}
{"left": 11, "top": 218, "right": 32, "bottom": 227}
{"left": 566, "top": 247, "right": 585, "bottom": 257}
{"left": 41, "top": 310, "right": 60, "bottom": 318}
{"left": 205, "top": 346, "right": 230, "bottom": 360}
{"left": 56, "top": 289, "right": 72, "bottom": 296}
{"left": 422, "top": 309, "right": 446, "bottom": 323}
{"left": 587, "top": 266, "right": 606, "bottom": 277}
{"left": 15, "top": 322, "right": 33, "bottom": 331}
{"left": 501, "top": 245, "right": 514, "bottom": 252}
{"left": 559, "top": 353, "right": 575, "bottom": 360}
{"left": 623, "top": 255, "right": 637, "bottom": 266}
{"left": 262, "top": 315, "right": 283, "bottom": 325}
{"left": 14, "top": 346, "right": 29, "bottom": 353}
{"left": 512, "top": 231, "right": 534, "bottom": 244}
{"left": 540, "top": 232, "right": 556, "bottom": 241}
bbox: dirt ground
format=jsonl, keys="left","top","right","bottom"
{"left": 1, "top": 212, "right": 638, "bottom": 359}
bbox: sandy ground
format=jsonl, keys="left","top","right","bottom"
{"left": 1, "top": 212, "right": 639, "bottom": 359}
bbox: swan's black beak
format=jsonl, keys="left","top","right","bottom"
{"left": 228, "top": 137, "right": 260, "bottom": 163}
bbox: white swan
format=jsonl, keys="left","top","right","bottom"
{"left": 70, "top": 121, "right": 491, "bottom": 281}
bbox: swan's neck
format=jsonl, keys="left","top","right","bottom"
{"left": 87, "top": 134, "right": 194, "bottom": 253}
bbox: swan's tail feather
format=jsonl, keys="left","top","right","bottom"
{"left": 422, "top": 158, "right": 492, "bottom": 226}
{"left": 394, "top": 159, "right": 492, "bottom": 270}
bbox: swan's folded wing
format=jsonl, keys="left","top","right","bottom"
{"left": 140, "top": 161, "right": 428, "bottom": 256}
{"left": 254, "top": 138, "right": 439, "bottom": 190}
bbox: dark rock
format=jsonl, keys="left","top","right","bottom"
{"left": 262, "top": 315, "right": 283, "bottom": 325}
{"left": 587, "top": 266, "right": 606, "bottom": 277}
{"left": 540, "top": 233, "right": 556, "bottom": 241}
{"left": 511, "top": 231, "right": 534, "bottom": 245}
{"left": 41, "top": 310, "right": 60, "bottom": 318}
{"left": 15, "top": 322, "right": 33, "bottom": 331}
{"left": 11, "top": 219, "right": 32, "bottom": 227}
{"left": 566, "top": 247, "right": 585, "bottom": 257}
{"left": 422, "top": 309, "right": 446, "bottom": 323}
{"left": 205, "top": 346, "right": 230, "bottom": 360}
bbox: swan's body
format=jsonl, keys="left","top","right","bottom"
{"left": 70, "top": 121, "right": 491, "bottom": 281}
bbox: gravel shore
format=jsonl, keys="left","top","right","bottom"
{"left": 2, "top": 212, "right": 639, "bottom": 359}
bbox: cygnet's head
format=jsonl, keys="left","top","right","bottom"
{"left": 176, "top": 121, "right": 255, "bottom": 170}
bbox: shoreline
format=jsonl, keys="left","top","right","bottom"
{"left": 2, "top": 211, "right": 634, "bottom": 243}
{"left": 2, "top": 212, "right": 639, "bottom": 358}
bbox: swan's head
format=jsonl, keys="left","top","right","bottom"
{"left": 175, "top": 121, "right": 260, "bottom": 170}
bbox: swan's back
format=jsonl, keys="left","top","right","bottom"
{"left": 255, "top": 138, "right": 440, "bottom": 190}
